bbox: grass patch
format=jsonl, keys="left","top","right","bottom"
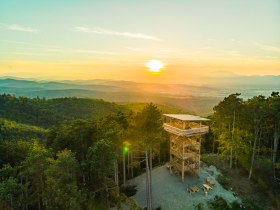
{"left": 142, "top": 207, "right": 161, "bottom": 210}
{"left": 207, "top": 196, "right": 265, "bottom": 210}
{"left": 194, "top": 203, "right": 204, "bottom": 210}
{"left": 241, "top": 198, "right": 264, "bottom": 210}
{"left": 216, "top": 174, "right": 230, "bottom": 190}
{"left": 120, "top": 184, "right": 137, "bottom": 197}
{"left": 207, "top": 196, "right": 231, "bottom": 210}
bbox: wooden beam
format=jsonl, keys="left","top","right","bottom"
{"left": 182, "top": 139, "right": 184, "bottom": 182}
{"left": 169, "top": 137, "right": 172, "bottom": 174}
{"left": 198, "top": 137, "right": 201, "bottom": 177}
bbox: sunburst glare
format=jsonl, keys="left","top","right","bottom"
{"left": 146, "top": 60, "right": 164, "bottom": 73}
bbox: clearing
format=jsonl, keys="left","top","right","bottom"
{"left": 127, "top": 163, "right": 239, "bottom": 210}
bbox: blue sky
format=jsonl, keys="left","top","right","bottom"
{"left": 0, "top": 0, "right": 279, "bottom": 82}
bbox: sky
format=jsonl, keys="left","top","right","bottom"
{"left": 0, "top": 0, "right": 280, "bottom": 84}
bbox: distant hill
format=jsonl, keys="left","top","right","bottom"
{"left": 0, "top": 76, "right": 279, "bottom": 115}
{"left": 0, "top": 94, "right": 124, "bottom": 127}
{"left": 0, "top": 94, "right": 184, "bottom": 128}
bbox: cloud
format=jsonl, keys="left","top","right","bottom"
{"left": 47, "top": 48, "right": 119, "bottom": 55}
{"left": 0, "top": 40, "right": 59, "bottom": 49}
{"left": 0, "top": 40, "right": 118, "bottom": 56}
{"left": 196, "top": 47, "right": 212, "bottom": 50}
{"left": 253, "top": 42, "right": 280, "bottom": 53}
{"left": 74, "top": 26, "right": 161, "bottom": 41}
{"left": 225, "top": 50, "right": 244, "bottom": 57}
{"left": 125, "top": 47, "right": 146, "bottom": 52}
{"left": 0, "top": 23, "right": 38, "bottom": 32}
{"left": 74, "top": 49, "right": 118, "bottom": 55}
{"left": 2, "top": 52, "right": 46, "bottom": 56}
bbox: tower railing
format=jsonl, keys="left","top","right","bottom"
{"left": 163, "top": 123, "right": 209, "bottom": 136}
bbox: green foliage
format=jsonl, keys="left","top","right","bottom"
{"left": 194, "top": 203, "right": 204, "bottom": 210}
{"left": 134, "top": 103, "right": 164, "bottom": 148}
{"left": 0, "top": 163, "right": 23, "bottom": 210}
{"left": 97, "top": 112, "right": 130, "bottom": 154}
{"left": 210, "top": 92, "right": 280, "bottom": 209}
{"left": 0, "top": 164, "right": 16, "bottom": 180}
{"left": 142, "top": 207, "right": 161, "bottom": 210}
{"left": 212, "top": 93, "right": 248, "bottom": 159}
{"left": 0, "top": 118, "right": 46, "bottom": 141}
{"left": 0, "top": 177, "right": 22, "bottom": 210}
{"left": 0, "top": 94, "right": 124, "bottom": 127}
{"left": 217, "top": 174, "right": 230, "bottom": 190}
{"left": 208, "top": 196, "right": 231, "bottom": 210}
{"left": 120, "top": 184, "right": 137, "bottom": 197}
{"left": 121, "top": 102, "right": 183, "bottom": 114}
{"left": 211, "top": 93, "right": 279, "bottom": 170}
{"left": 1, "top": 92, "right": 278, "bottom": 209}
{"left": 87, "top": 139, "right": 115, "bottom": 182}
{"left": 46, "top": 120, "right": 99, "bottom": 162}
{"left": 0, "top": 97, "right": 167, "bottom": 209}
{"left": 207, "top": 191, "right": 262, "bottom": 210}
{"left": 43, "top": 149, "right": 84, "bottom": 210}
{"left": 0, "top": 140, "right": 33, "bottom": 166}
{"left": 229, "top": 201, "right": 246, "bottom": 210}
{"left": 241, "top": 198, "right": 264, "bottom": 210}
{"left": 19, "top": 141, "right": 51, "bottom": 208}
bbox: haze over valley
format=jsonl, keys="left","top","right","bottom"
{"left": 1, "top": 75, "right": 279, "bottom": 115}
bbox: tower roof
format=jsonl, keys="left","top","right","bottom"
{"left": 163, "top": 114, "right": 209, "bottom": 121}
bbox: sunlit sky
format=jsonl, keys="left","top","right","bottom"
{"left": 0, "top": 0, "right": 279, "bottom": 83}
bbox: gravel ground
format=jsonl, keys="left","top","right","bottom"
{"left": 127, "top": 163, "right": 240, "bottom": 210}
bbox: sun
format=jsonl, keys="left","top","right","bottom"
{"left": 146, "top": 59, "right": 164, "bottom": 73}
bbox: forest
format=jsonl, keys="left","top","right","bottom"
{"left": 0, "top": 93, "right": 279, "bottom": 210}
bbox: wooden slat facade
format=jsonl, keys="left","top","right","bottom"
{"left": 164, "top": 115, "right": 209, "bottom": 182}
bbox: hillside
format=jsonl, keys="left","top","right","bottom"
{"left": 0, "top": 78, "right": 221, "bottom": 115}
{"left": 0, "top": 94, "right": 124, "bottom": 127}
{"left": 1, "top": 77, "right": 279, "bottom": 115}
{"left": 0, "top": 94, "right": 184, "bottom": 128}
{"left": 0, "top": 118, "right": 47, "bottom": 141}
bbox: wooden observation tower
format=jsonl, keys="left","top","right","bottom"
{"left": 163, "top": 114, "right": 209, "bottom": 181}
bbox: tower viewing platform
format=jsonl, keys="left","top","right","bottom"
{"left": 163, "top": 114, "right": 209, "bottom": 181}
{"left": 163, "top": 114, "right": 209, "bottom": 136}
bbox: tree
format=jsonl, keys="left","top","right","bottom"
{"left": 96, "top": 112, "right": 130, "bottom": 186}
{"left": 0, "top": 177, "right": 21, "bottom": 210}
{"left": 246, "top": 95, "right": 267, "bottom": 179}
{"left": 134, "top": 103, "right": 164, "bottom": 210}
{"left": 0, "top": 164, "right": 22, "bottom": 210}
{"left": 87, "top": 139, "right": 115, "bottom": 182}
{"left": 19, "top": 141, "right": 50, "bottom": 210}
{"left": 267, "top": 92, "right": 280, "bottom": 163}
{"left": 46, "top": 120, "right": 99, "bottom": 185}
{"left": 266, "top": 92, "right": 280, "bottom": 180}
{"left": 87, "top": 139, "right": 115, "bottom": 208}
{"left": 43, "top": 149, "right": 84, "bottom": 210}
{"left": 213, "top": 94, "right": 243, "bottom": 168}
{"left": 0, "top": 140, "right": 33, "bottom": 166}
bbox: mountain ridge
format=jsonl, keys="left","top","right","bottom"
{"left": 0, "top": 76, "right": 279, "bottom": 115}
